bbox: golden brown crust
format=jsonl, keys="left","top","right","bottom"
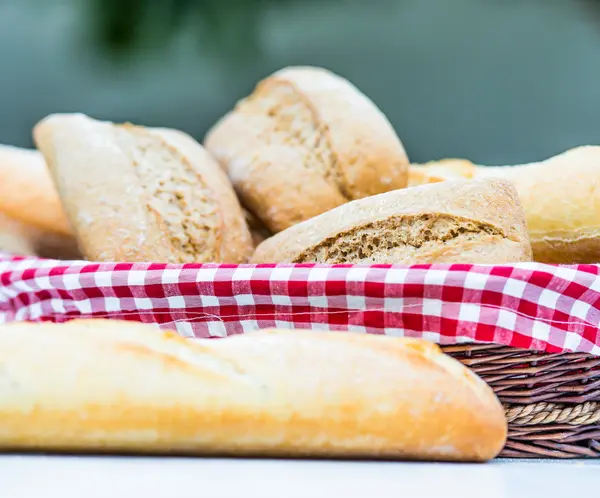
{"left": 0, "top": 145, "right": 72, "bottom": 236}
{"left": 408, "top": 159, "right": 476, "bottom": 187}
{"left": 474, "top": 146, "right": 600, "bottom": 263}
{"left": 251, "top": 178, "right": 532, "bottom": 264}
{"left": 34, "top": 114, "right": 253, "bottom": 264}
{"left": 0, "top": 319, "right": 507, "bottom": 461}
{"left": 205, "top": 66, "right": 409, "bottom": 233}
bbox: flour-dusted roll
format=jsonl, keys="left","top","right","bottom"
{"left": 409, "top": 147, "right": 600, "bottom": 264}
{"left": 251, "top": 178, "right": 532, "bottom": 264}
{"left": 34, "top": 114, "right": 253, "bottom": 263}
{"left": 0, "top": 319, "right": 507, "bottom": 462}
{"left": 205, "top": 66, "right": 409, "bottom": 233}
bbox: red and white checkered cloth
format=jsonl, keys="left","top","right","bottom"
{"left": 0, "top": 253, "right": 599, "bottom": 355}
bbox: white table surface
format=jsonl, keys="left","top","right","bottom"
{"left": 1, "top": 456, "right": 598, "bottom": 498}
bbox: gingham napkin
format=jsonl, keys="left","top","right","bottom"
{"left": 1, "top": 253, "right": 599, "bottom": 355}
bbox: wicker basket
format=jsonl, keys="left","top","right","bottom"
{"left": 443, "top": 344, "right": 600, "bottom": 458}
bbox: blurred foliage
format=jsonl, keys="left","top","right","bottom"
{"left": 90, "top": 0, "right": 339, "bottom": 58}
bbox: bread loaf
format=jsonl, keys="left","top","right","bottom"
{"left": 409, "top": 147, "right": 600, "bottom": 264}
{"left": 205, "top": 66, "right": 409, "bottom": 233}
{"left": 0, "top": 319, "right": 507, "bottom": 461}
{"left": 251, "top": 178, "right": 532, "bottom": 264}
{"left": 34, "top": 114, "right": 253, "bottom": 264}
{"left": 0, "top": 144, "right": 71, "bottom": 236}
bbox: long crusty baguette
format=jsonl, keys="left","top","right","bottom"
{"left": 409, "top": 147, "right": 600, "bottom": 264}
{"left": 0, "top": 319, "right": 507, "bottom": 462}
{"left": 33, "top": 114, "right": 253, "bottom": 264}
{"left": 251, "top": 178, "right": 532, "bottom": 264}
{"left": 0, "top": 144, "right": 71, "bottom": 236}
{"left": 205, "top": 66, "right": 409, "bottom": 233}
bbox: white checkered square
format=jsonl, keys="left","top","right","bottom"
{"left": 161, "top": 268, "right": 182, "bottom": 284}
{"left": 539, "top": 288, "right": 561, "bottom": 310}
{"left": 458, "top": 303, "right": 481, "bottom": 323}
{"left": 463, "top": 271, "right": 490, "bottom": 290}
{"left": 496, "top": 308, "right": 517, "bottom": 331}
{"left": 307, "top": 267, "right": 331, "bottom": 282}
{"left": 232, "top": 267, "right": 255, "bottom": 281}
{"left": 502, "top": 278, "right": 528, "bottom": 299}
{"left": 200, "top": 295, "right": 220, "bottom": 307}
{"left": 384, "top": 268, "right": 409, "bottom": 284}
{"left": 132, "top": 297, "right": 154, "bottom": 310}
{"left": 126, "top": 271, "right": 147, "bottom": 287}
{"left": 531, "top": 320, "right": 551, "bottom": 343}
{"left": 167, "top": 295, "right": 186, "bottom": 309}
{"left": 422, "top": 299, "right": 443, "bottom": 317}
{"left": 570, "top": 300, "right": 592, "bottom": 321}
{"left": 233, "top": 294, "right": 256, "bottom": 306}
{"left": 423, "top": 270, "right": 448, "bottom": 286}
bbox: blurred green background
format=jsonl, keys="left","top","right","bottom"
{"left": 1, "top": 0, "right": 599, "bottom": 164}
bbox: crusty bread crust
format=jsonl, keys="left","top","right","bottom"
{"left": 205, "top": 66, "right": 409, "bottom": 233}
{"left": 251, "top": 178, "right": 532, "bottom": 264}
{"left": 0, "top": 319, "right": 507, "bottom": 461}
{"left": 414, "top": 147, "right": 600, "bottom": 264}
{"left": 34, "top": 114, "right": 253, "bottom": 264}
{"left": 0, "top": 145, "right": 71, "bottom": 236}
{"left": 475, "top": 146, "right": 600, "bottom": 263}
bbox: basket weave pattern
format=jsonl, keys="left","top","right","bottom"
{"left": 444, "top": 344, "right": 600, "bottom": 458}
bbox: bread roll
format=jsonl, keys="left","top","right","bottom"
{"left": 0, "top": 144, "right": 71, "bottom": 236}
{"left": 251, "top": 178, "right": 532, "bottom": 264}
{"left": 0, "top": 319, "right": 507, "bottom": 461}
{"left": 34, "top": 114, "right": 253, "bottom": 264}
{"left": 410, "top": 147, "right": 600, "bottom": 264}
{"left": 205, "top": 66, "right": 409, "bottom": 233}
{"left": 0, "top": 213, "right": 36, "bottom": 256}
{"left": 408, "top": 159, "right": 476, "bottom": 186}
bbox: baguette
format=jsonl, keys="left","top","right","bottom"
{"left": 251, "top": 178, "right": 532, "bottom": 264}
{"left": 410, "top": 147, "right": 600, "bottom": 264}
{"left": 0, "top": 144, "right": 71, "bottom": 236}
{"left": 33, "top": 114, "right": 253, "bottom": 264}
{"left": 0, "top": 319, "right": 507, "bottom": 462}
{"left": 205, "top": 66, "right": 409, "bottom": 233}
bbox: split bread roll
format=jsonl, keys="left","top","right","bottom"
{"left": 410, "top": 147, "right": 600, "bottom": 264}
{"left": 34, "top": 114, "right": 253, "bottom": 264}
{"left": 205, "top": 66, "right": 410, "bottom": 233}
{"left": 252, "top": 178, "right": 532, "bottom": 264}
{"left": 0, "top": 144, "right": 72, "bottom": 236}
{"left": 0, "top": 319, "right": 507, "bottom": 462}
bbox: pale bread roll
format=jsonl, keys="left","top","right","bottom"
{"left": 0, "top": 212, "right": 36, "bottom": 256}
{"left": 0, "top": 319, "right": 507, "bottom": 461}
{"left": 0, "top": 144, "right": 71, "bottom": 236}
{"left": 252, "top": 178, "right": 532, "bottom": 264}
{"left": 34, "top": 114, "right": 253, "bottom": 264}
{"left": 205, "top": 66, "right": 409, "bottom": 233}
{"left": 409, "top": 147, "right": 600, "bottom": 264}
